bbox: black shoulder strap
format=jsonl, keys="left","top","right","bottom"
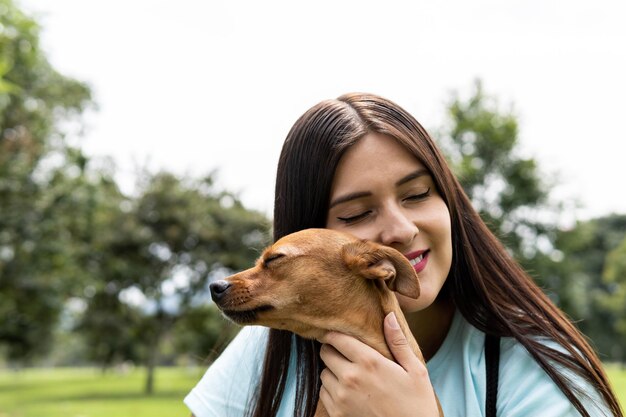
{"left": 485, "top": 334, "right": 501, "bottom": 417}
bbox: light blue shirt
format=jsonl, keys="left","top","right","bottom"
{"left": 184, "top": 310, "right": 609, "bottom": 417}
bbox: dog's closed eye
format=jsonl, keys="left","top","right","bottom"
{"left": 263, "top": 253, "right": 285, "bottom": 267}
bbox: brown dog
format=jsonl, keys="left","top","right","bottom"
{"left": 209, "top": 228, "right": 442, "bottom": 416}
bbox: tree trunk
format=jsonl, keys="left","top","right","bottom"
{"left": 145, "top": 351, "right": 155, "bottom": 394}
{"left": 144, "top": 315, "right": 163, "bottom": 395}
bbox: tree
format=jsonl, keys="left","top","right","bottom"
{"left": 134, "top": 171, "right": 270, "bottom": 393}
{"left": 0, "top": 0, "right": 93, "bottom": 362}
{"left": 438, "top": 81, "right": 626, "bottom": 360}
{"left": 75, "top": 289, "right": 143, "bottom": 370}
{"left": 438, "top": 80, "right": 563, "bottom": 275}
{"left": 172, "top": 303, "right": 239, "bottom": 365}
{"left": 548, "top": 214, "right": 626, "bottom": 362}
{"left": 599, "top": 234, "right": 626, "bottom": 363}
{"left": 70, "top": 172, "right": 144, "bottom": 369}
{"left": 75, "top": 170, "right": 270, "bottom": 393}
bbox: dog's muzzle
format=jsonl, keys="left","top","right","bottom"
{"left": 209, "top": 280, "right": 232, "bottom": 303}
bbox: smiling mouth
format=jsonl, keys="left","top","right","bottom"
{"left": 409, "top": 254, "right": 424, "bottom": 266}
{"left": 222, "top": 305, "right": 274, "bottom": 324}
{"left": 408, "top": 250, "right": 429, "bottom": 266}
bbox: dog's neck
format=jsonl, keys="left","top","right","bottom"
{"left": 354, "top": 291, "right": 425, "bottom": 364}
{"left": 385, "top": 292, "right": 424, "bottom": 362}
{"left": 313, "top": 293, "right": 426, "bottom": 417}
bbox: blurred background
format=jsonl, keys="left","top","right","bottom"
{"left": 1, "top": 0, "right": 625, "bottom": 415}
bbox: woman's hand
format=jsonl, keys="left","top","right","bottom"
{"left": 319, "top": 312, "right": 441, "bottom": 417}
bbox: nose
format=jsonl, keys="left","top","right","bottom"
{"left": 209, "top": 280, "right": 232, "bottom": 302}
{"left": 378, "top": 205, "right": 418, "bottom": 247}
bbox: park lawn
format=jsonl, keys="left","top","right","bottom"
{"left": 606, "top": 363, "right": 626, "bottom": 408}
{"left": 0, "top": 366, "right": 204, "bottom": 417}
{"left": 0, "top": 365, "right": 624, "bottom": 416}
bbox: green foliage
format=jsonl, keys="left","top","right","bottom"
{"left": 2, "top": 0, "right": 624, "bottom": 381}
{"left": 439, "top": 80, "right": 558, "bottom": 266}
{"left": 544, "top": 214, "right": 626, "bottom": 360}
{"left": 598, "top": 234, "right": 626, "bottom": 360}
{"left": 76, "top": 291, "right": 143, "bottom": 368}
{"left": 132, "top": 171, "right": 270, "bottom": 301}
{"left": 603, "top": 235, "right": 626, "bottom": 285}
{"left": 0, "top": 0, "right": 93, "bottom": 362}
{"left": 172, "top": 304, "right": 239, "bottom": 364}
{"left": 0, "top": 0, "right": 91, "bottom": 161}
{"left": 440, "top": 81, "right": 626, "bottom": 362}
{"left": 0, "top": 0, "right": 270, "bottom": 373}
{"left": 73, "top": 170, "right": 270, "bottom": 393}
{"left": 0, "top": 155, "right": 119, "bottom": 362}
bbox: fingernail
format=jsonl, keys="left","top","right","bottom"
{"left": 386, "top": 312, "right": 400, "bottom": 329}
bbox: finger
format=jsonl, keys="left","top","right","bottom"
{"left": 321, "top": 331, "right": 379, "bottom": 363}
{"left": 319, "top": 367, "right": 339, "bottom": 399}
{"left": 384, "top": 312, "right": 421, "bottom": 373}
{"left": 319, "top": 342, "right": 352, "bottom": 377}
{"left": 318, "top": 385, "right": 336, "bottom": 416}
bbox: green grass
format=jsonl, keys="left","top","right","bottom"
{"left": 606, "top": 364, "right": 626, "bottom": 409}
{"left": 0, "top": 367, "right": 204, "bottom": 417}
{"left": 0, "top": 365, "right": 624, "bottom": 416}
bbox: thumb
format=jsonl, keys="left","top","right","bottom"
{"left": 384, "top": 312, "right": 419, "bottom": 372}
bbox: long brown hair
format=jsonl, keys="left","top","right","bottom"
{"left": 249, "top": 93, "right": 622, "bottom": 417}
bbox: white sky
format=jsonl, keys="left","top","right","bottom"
{"left": 21, "top": 0, "right": 626, "bottom": 220}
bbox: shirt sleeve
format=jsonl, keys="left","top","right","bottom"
{"left": 184, "top": 326, "right": 268, "bottom": 417}
{"left": 497, "top": 338, "right": 611, "bottom": 417}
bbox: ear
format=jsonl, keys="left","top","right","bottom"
{"left": 341, "top": 240, "right": 420, "bottom": 299}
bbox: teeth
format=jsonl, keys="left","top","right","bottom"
{"left": 409, "top": 254, "right": 424, "bottom": 266}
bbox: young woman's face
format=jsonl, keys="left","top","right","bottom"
{"left": 326, "top": 133, "right": 453, "bottom": 313}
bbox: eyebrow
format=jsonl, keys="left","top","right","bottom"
{"left": 328, "top": 169, "right": 430, "bottom": 209}
{"left": 329, "top": 191, "right": 371, "bottom": 209}
{"left": 395, "top": 169, "right": 430, "bottom": 186}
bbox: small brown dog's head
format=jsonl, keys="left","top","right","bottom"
{"left": 209, "top": 228, "right": 419, "bottom": 341}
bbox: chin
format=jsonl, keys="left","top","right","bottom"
{"left": 396, "top": 292, "right": 434, "bottom": 313}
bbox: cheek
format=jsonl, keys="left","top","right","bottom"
{"left": 428, "top": 202, "right": 452, "bottom": 251}
{"left": 430, "top": 210, "right": 453, "bottom": 282}
{"left": 438, "top": 214, "right": 453, "bottom": 267}
{"left": 326, "top": 221, "right": 377, "bottom": 242}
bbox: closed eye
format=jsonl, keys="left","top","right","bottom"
{"left": 403, "top": 188, "right": 431, "bottom": 202}
{"left": 263, "top": 253, "right": 285, "bottom": 267}
{"left": 337, "top": 210, "right": 372, "bottom": 224}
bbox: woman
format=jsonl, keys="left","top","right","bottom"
{"left": 185, "top": 93, "right": 622, "bottom": 417}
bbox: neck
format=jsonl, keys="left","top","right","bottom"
{"left": 405, "top": 296, "right": 455, "bottom": 361}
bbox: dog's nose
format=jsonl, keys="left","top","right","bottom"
{"left": 209, "top": 280, "right": 232, "bottom": 302}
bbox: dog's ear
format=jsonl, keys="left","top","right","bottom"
{"left": 342, "top": 240, "right": 420, "bottom": 299}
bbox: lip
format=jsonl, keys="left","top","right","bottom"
{"left": 404, "top": 249, "right": 429, "bottom": 274}
{"left": 222, "top": 305, "right": 274, "bottom": 324}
